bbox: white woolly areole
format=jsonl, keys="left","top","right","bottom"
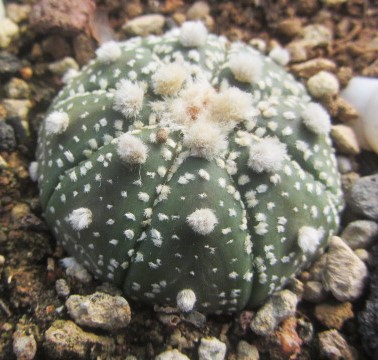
{"left": 297, "top": 226, "right": 323, "bottom": 254}
{"left": 113, "top": 79, "right": 145, "bottom": 118}
{"left": 62, "top": 68, "right": 79, "bottom": 84}
{"left": 210, "top": 87, "right": 255, "bottom": 124}
{"left": 179, "top": 21, "right": 208, "bottom": 47}
{"left": 67, "top": 208, "right": 93, "bottom": 231}
{"left": 45, "top": 111, "right": 69, "bottom": 135}
{"left": 152, "top": 63, "right": 187, "bottom": 96}
{"left": 248, "top": 137, "right": 287, "bottom": 173}
{"left": 183, "top": 120, "right": 228, "bottom": 159}
{"left": 28, "top": 161, "right": 38, "bottom": 182}
{"left": 186, "top": 208, "right": 218, "bottom": 235}
{"left": 302, "top": 102, "right": 331, "bottom": 135}
{"left": 176, "top": 289, "right": 197, "bottom": 312}
{"left": 117, "top": 133, "right": 148, "bottom": 164}
{"left": 96, "top": 41, "right": 122, "bottom": 63}
{"left": 269, "top": 46, "right": 290, "bottom": 66}
{"left": 229, "top": 52, "right": 263, "bottom": 83}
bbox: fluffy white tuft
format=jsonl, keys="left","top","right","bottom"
{"left": 152, "top": 63, "right": 187, "bottom": 96}
{"left": 302, "top": 102, "right": 331, "bottom": 135}
{"left": 269, "top": 46, "right": 290, "bottom": 66}
{"left": 297, "top": 226, "right": 323, "bottom": 254}
{"left": 248, "top": 137, "right": 287, "bottom": 173}
{"left": 176, "top": 289, "right": 197, "bottom": 312}
{"left": 45, "top": 111, "right": 69, "bottom": 135}
{"left": 179, "top": 21, "right": 208, "bottom": 47}
{"left": 117, "top": 133, "right": 148, "bottom": 164}
{"left": 229, "top": 52, "right": 263, "bottom": 83}
{"left": 113, "top": 79, "right": 145, "bottom": 118}
{"left": 210, "top": 87, "right": 255, "bottom": 125}
{"left": 96, "top": 41, "right": 122, "bottom": 63}
{"left": 67, "top": 208, "right": 93, "bottom": 231}
{"left": 28, "top": 161, "right": 38, "bottom": 182}
{"left": 183, "top": 120, "right": 228, "bottom": 159}
{"left": 60, "top": 257, "right": 92, "bottom": 283}
{"left": 186, "top": 208, "right": 218, "bottom": 235}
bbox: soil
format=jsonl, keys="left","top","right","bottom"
{"left": 1, "top": 0, "right": 378, "bottom": 359}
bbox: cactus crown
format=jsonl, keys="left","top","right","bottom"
{"left": 35, "top": 22, "right": 343, "bottom": 314}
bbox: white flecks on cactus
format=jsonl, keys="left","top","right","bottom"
{"left": 96, "top": 41, "right": 122, "bottom": 63}
{"left": 229, "top": 52, "right": 263, "bottom": 84}
{"left": 176, "top": 289, "right": 197, "bottom": 312}
{"left": 28, "top": 161, "right": 38, "bottom": 182}
{"left": 248, "top": 137, "right": 287, "bottom": 173}
{"left": 297, "top": 226, "right": 323, "bottom": 254}
{"left": 67, "top": 208, "right": 93, "bottom": 231}
{"left": 113, "top": 79, "right": 145, "bottom": 118}
{"left": 187, "top": 208, "right": 218, "bottom": 235}
{"left": 269, "top": 46, "right": 290, "bottom": 66}
{"left": 210, "top": 87, "right": 255, "bottom": 125}
{"left": 179, "top": 21, "right": 208, "bottom": 47}
{"left": 301, "top": 102, "right": 331, "bottom": 135}
{"left": 152, "top": 63, "right": 188, "bottom": 96}
{"left": 45, "top": 111, "right": 69, "bottom": 135}
{"left": 117, "top": 133, "right": 148, "bottom": 164}
{"left": 183, "top": 120, "right": 228, "bottom": 159}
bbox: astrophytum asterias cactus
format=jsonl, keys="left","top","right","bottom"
{"left": 34, "top": 21, "right": 343, "bottom": 314}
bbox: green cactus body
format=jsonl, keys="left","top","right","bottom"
{"left": 35, "top": 22, "right": 343, "bottom": 314}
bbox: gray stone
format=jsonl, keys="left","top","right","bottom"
{"left": 322, "top": 236, "right": 368, "bottom": 301}
{"left": 123, "top": 14, "right": 165, "bottom": 36}
{"left": 0, "top": 121, "right": 16, "bottom": 151}
{"left": 250, "top": 290, "right": 298, "bottom": 336}
{"left": 155, "top": 349, "right": 190, "bottom": 360}
{"left": 198, "top": 337, "right": 226, "bottom": 360}
{"left": 55, "top": 278, "right": 70, "bottom": 297}
{"left": 318, "top": 329, "right": 355, "bottom": 360}
{"left": 237, "top": 340, "right": 259, "bottom": 360}
{"left": 44, "top": 320, "right": 115, "bottom": 360}
{"left": 66, "top": 292, "right": 131, "bottom": 331}
{"left": 0, "top": 51, "right": 21, "bottom": 75}
{"left": 341, "top": 220, "right": 378, "bottom": 249}
{"left": 13, "top": 330, "right": 37, "bottom": 360}
{"left": 348, "top": 174, "right": 378, "bottom": 220}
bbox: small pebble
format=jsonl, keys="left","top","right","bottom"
{"left": 13, "top": 330, "right": 37, "bottom": 360}
{"left": 44, "top": 320, "right": 115, "bottom": 360}
{"left": 48, "top": 57, "right": 79, "bottom": 76}
{"left": 303, "top": 281, "right": 328, "bottom": 303}
{"left": 276, "top": 18, "right": 303, "bottom": 38}
{"left": 331, "top": 124, "right": 360, "bottom": 155}
{"left": 348, "top": 174, "right": 378, "bottom": 220}
{"left": 0, "top": 121, "right": 16, "bottom": 151}
{"left": 0, "top": 18, "right": 19, "bottom": 48}
{"left": 237, "top": 340, "right": 259, "bottom": 360}
{"left": 198, "top": 337, "right": 226, "bottom": 360}
{"left": 302, "top": 24, "right": 333, "bottom": 47}
{"left": 4, "top": 78, "right": 30, "bottom": 99}
{"left": 66, "top": 292, "right": 131, "bottom": 331}
{"left": 0, "top": 254, "right": 5, "bottom": 267}
{"left": 187, "top": 1, "right": 210, "bottom": 20}
{"left": 307, "top": 71, "right": 340, "bottom": 98}
{"left": 0, "top": 51, "right": 21, "bottom": 75}
{"left": 6, "top": 3, "right": 32, "bottom": 24}
{"left": 155, "top": 349, "right": 190, "bottom": 360}
{"left": 322, "top": 236, "right": 368, "bottom": 302}
{"left": 336, "top": 155, "right": 357, "bottom": 174}
{"left": 314, "top": 302, "right": 354, "bottom": 330}
{"left": 73, "top": 34, "right": 96, "bottom": 66}
{"left": 55, "top": 279, "right": 70, "bottom": 297}
{"left": 250, "top": 290, "right": 298, "bottom": 336}
{"left": 341, "top": 220, "right": 378, "bottom": 249}
{"left": 123, "top": 14, "right": 166, "bottom": 36}
{"left": 354, "top": 248, "right": 370, "bottom": 263}
{"left": 318, "top": 329, "right": 355, "bottom": 360}
{"left": 1, "top": 99, "right": 32, "bottom": 122}
{"left": 291, "top": 58, "right": 336, "bottom": 79}
{"left": 275, "top": 317, "right": 302, "bottom": 358}
{"left": 11, "top": 203, "right": 31, "bottom": 222}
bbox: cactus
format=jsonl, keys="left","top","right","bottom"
{"left": 35, "top": 21, "right": 343, "bottom": 314}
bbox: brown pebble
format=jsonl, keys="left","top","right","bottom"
{"left": 276, "top": 18, "right": 303, "bottom": 38}
{"left": 291, "top": 58, "right": 337, "bottom": 79}
{"left": 331, "top": 125, "right": 361, "bottom": 155}
{"left": 156, "top": 128, "right": 169, "bottom": 143}
{"left": 315, "top": 302, "right": 354, "bottom": 329}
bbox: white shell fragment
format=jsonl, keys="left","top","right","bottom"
{"left": 176, "top": 289, "right": 197, "bottom": 312}
{"left": 113, "top": 79, "right": 145, "bottom": 118}
{"left": 45, "top": 111, "right": 69, "bottom": 135}
{"left": 179, "top": 21, "right": 208, "bottom": 47}
{"left": 229, "top": 52, "right": 263, "bottom": 84}
{"left": 302, "top": 102, "right": 331, "bottom": 135}
{"left": 187, "top": 208, "right": 218, "bottom": 235}
{"left": 67, "top": 208, "right": 93, "bottom": 231}
{"left": 96, "top": 41, "right": 122, "bottom": 63}
{"left": 117, "top": 133, "right": 148, "bottom": 164}
{"left": 248, "top": 137, "right": 287, "bottom": 173}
